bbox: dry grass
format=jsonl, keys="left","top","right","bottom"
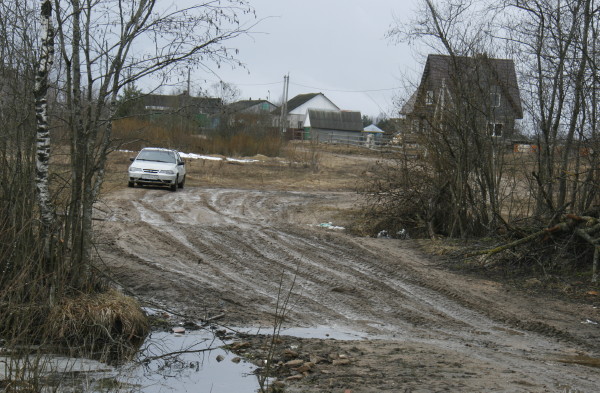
{"left": 103, "top": 141, "right": 380, "bottom": 194}
{"left": 46, "top": 288, "right": 149, "bottom": 362}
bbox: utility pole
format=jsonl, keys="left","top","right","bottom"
{"left": 187, "top": 68, "right": 191, "bottom": 95}
{"left": 280, "top": 74, "right": 289, "bottom": 134}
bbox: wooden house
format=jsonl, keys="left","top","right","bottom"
{"left": 304, "top": 109, "right": 363, "bottom": 144}
{"left": 402, "top": 54, "right": 523, "bottom": 143}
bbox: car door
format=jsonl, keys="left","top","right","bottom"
{"left": 175, "top": 151, "right": 186, "bottom": 178}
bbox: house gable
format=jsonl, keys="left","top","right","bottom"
{"left": 288, "top": 93, "right": 340, "bottom": 115}
{"left": 416, "top": 54, "right": 522, "bottom": 119}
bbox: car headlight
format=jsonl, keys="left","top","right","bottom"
{"left": 129, "top": 167, "right": 142, "bottom": 172}
{"left": 159, "top": 170, "right": 175, "bottom": 174}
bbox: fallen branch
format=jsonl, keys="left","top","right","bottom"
{"left": 465, "top": 221, "right": 573, "bottom": 258}
{"left": 201, "top": 313, "right": 225, "bottom": 324}
{"left": 465, "top": 214, "right": 600, "bottom": 282}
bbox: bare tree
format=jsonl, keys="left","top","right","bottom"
{"left": 376, "top": 0, "right": 600, "bottom": 240}
{"left": 383, "top": 0, "right": 513, "bottom": 237}
{"left": 1, "top": 0, "right": 255, "bottom": 301}
{"left": 47, "top": 0, "right": 256, "bottom": 288}
{"left": 500, "top": 0, "right": 599, "bottom": 218}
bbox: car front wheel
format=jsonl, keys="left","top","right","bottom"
{"left": 170, "top": 176, "right": 178, "bottom": 192}
{"left": 178, "top": 175, "right": 185, "bottom": 189}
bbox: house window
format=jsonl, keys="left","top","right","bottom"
{"left": 490, "top": 92, "right": 500, "bottom": 107}
{"left": 411, "top": 119, "right": 419, "bottom": 133}
{"left": 426, "top": 90, "right": 434, "bottom": 105}
{"left": 487, "top": 123, "right": 503, "bottom": 137}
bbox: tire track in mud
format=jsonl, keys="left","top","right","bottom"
{"left": 106, "top": 189, "right": 474, "bottom": 332}
{"left": 101, "top": 189, "right": 571, "bottom": 342}
{"left": 95, "top": 187, "right": 600, "bottom": 392}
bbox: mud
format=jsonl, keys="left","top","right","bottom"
{"left": 95, "top": 187, "right": 600, "bottom": 392}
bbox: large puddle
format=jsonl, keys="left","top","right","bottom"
{"left": 1, "top": 330, "right": 260, "bottom": 393}
{"left": 117, "top": 330, "right": 260, "bottom": 392}
{"left": 1, "top": 324, "right": 376, "bottom": 392}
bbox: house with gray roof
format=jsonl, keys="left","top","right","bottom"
{"left": 226, "top": 99, "right": 278, "bottom": 115}
{"left": 304, "top": 109, "right": 364, "bottom": 144}
{"left": 141, "top": 91, "right": 222, "bottom": 127}
{"left": 402, "top": 53, "right": 522, "bottom": 142}
{"left": 221, "top": 99, "right": 279, "bottom": 129}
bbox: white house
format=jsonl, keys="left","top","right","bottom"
{"left": 284, "top": 93, "right": 339, "bottom": 130}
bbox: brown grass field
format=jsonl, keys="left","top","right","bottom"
{"left": 103, "top": 141, "right": 383, "bottom": 194}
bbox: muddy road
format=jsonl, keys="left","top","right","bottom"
{"left": 96, "top": 186, "right": 600, "bottom": 392}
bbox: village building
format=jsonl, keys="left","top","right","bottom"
{"left": 226, "top": 99, "right": 278, "bottom": 115}
{"left": 222, "top": 99, "right": 279, "bottom": 128}
{"left": 303, "top": 109, "right": 363, "bottom": 144}
{"left": 140, "top": 91, "right": 222, "bottom": 127}
{"left": 401, "top": 53, "right": 523, "bottom": 146}
{"left": 280, "top": 93, "right": 340, "bottom": 132}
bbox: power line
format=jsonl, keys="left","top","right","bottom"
{"left": 289, "top": 82, "right": 402, "bottom": 93}
{"left": 235, "top": 81, "right": 282, "bottom": 86}
{"left": 199, "top": 77, "right": 400, "bottom": 93}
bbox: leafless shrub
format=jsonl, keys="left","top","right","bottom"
{"left": 284, "top": 140, "right": 321, "bottom": 173}
{"left": 357, "top": 152, "right": 451, "bottom": 238}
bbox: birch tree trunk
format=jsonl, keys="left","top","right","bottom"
{"left": 34, "top": 0, "right": 56, "bottom": 264}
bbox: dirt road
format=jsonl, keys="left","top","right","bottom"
{"left": 96, "top": 186, "right": 600, "bottom": 392}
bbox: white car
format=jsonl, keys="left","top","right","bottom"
{"left": 128, "top": 148, "right": 186, "bottom": 191}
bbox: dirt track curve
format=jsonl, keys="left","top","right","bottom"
{"left": 96, "top": 186, "right": 600, "bottom": 392}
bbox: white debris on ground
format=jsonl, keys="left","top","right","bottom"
{"left": 118, "top": 150, "right": 259, "bottom": 163}
{"left": 377, "top": 230, "right": 390, "bottom": 238}
{"left": 179, "top": 152, "right": 259, "bottom": 163}
{"left": 317, "top": 222, "right": 345, "bottom": 230}
{"left": 396, "top": 229, "right": 410, "bottom": 239}
{"left": 377, "top": 229, "right": 410, "bottom": 239}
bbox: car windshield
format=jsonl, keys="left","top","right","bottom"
{"left": 136, "top": 150, "right": 176, "bottom": 163}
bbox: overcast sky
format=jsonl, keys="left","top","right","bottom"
{"left": 183, "top": 0, "right": 424, "bottom": 118}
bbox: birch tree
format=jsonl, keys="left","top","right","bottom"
{"left": 34, "top": 0, "right": 56, "bottom": 267}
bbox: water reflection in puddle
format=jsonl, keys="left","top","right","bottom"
{"left": 117, "top": 330, "right": 259, "bottom": 393}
